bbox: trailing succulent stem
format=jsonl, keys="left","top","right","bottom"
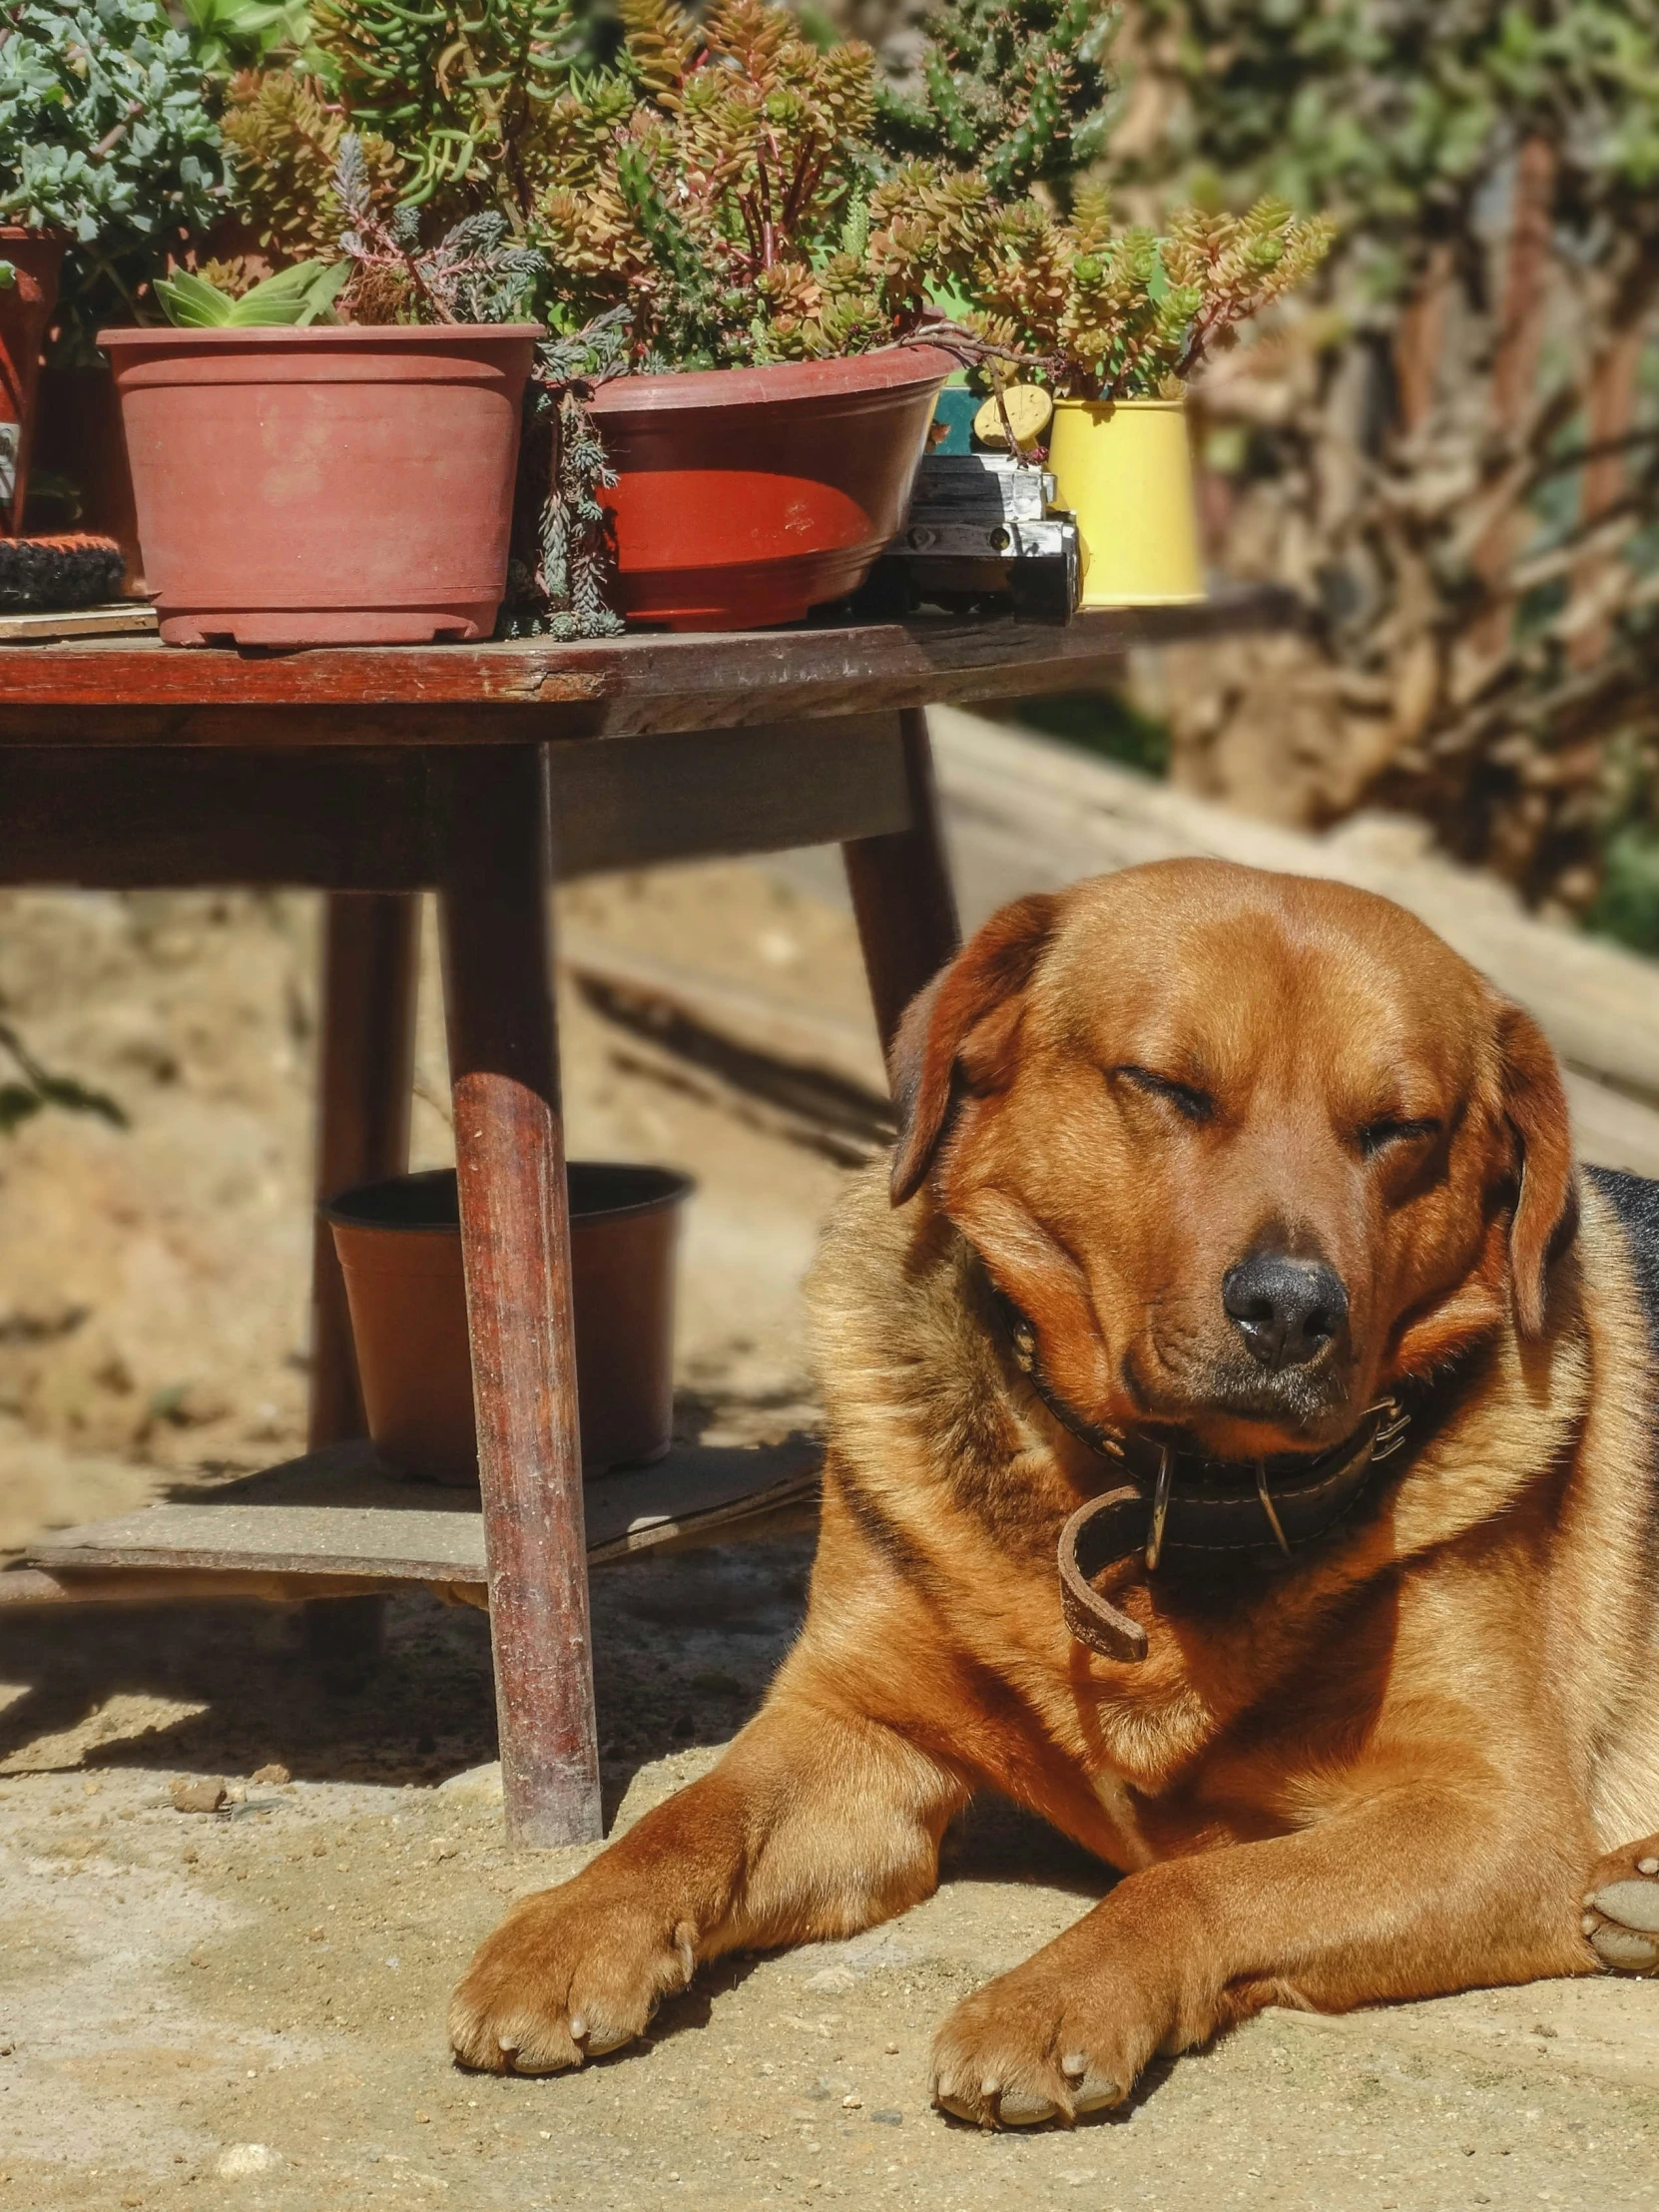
{"left": 501, "top": 307, "right": 630, "bottom": 639}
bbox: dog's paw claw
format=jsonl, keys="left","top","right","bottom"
{"left": 1059, "top": 2053, "right": 1123, "bottom": 2113}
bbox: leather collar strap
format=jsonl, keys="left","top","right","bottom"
{"left": 987, "top": 1290, "right": 1413, "bottom": 1665}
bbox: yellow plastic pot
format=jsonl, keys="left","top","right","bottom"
{"left": 1047, "top": 396, "right": 1204, "bottom": 607}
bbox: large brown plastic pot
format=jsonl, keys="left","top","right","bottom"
{"left": 98, "top": 323, "right": 538, "bottom": 646}
{"left": 586, "top": 345, "right": 951, "bottom": 630}
{"left": 0, "top": 229, "right": 68, "bottom": 537}
{"left": 322, "top": 1163, "right": 692, "bottom": 1485}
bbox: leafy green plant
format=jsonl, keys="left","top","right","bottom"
{"left": 871, "top": 0, "right": 1120, "bottom": 200}
{"left": 931, "top": 185, "right": 1334, "bottom": 398}
{"left": 311, "top": 0, "right": 577, "bottom": 219}
{"left": 526, "top": 0, "right": 898, "bottom": 365}
{"left": 331, "top": 132, "right": 547, "bottom": 321}
{"left": 182, "top": 0, "right": 315, "bottom": 78}
{"left": 0, "top": 0, "right": 223, "bottom": 340}
{"left": 154, "top": 257, "right": 347, "bottom": 324}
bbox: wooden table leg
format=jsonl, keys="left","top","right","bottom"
{"left": 841, "top": 707, "right": 963, "bottom": 1058}
{"left": 304, "top": 891, "right": 420, "bottom": 1685}
{"left": 435, "top": 745, "right": 601, "bottom": 1850}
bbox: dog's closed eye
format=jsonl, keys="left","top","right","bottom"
{"left": 1356, "top": 1115, "right": 1442, "bottom": 1158}
{"left": 1113, "top": 1065, "right": 1215, "bottom": 1125}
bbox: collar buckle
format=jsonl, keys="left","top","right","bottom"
{"left": 1143, "top": 1447, "right": 1173, "bottom": 1571}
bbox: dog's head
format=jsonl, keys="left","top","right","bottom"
{"left": 889, "top": 860, "right": 1573, "bottom": 1460}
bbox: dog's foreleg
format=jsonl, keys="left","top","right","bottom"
{"left": 449, "top": 1695, "right": 965, "bottom": 2075}
{"left": 929, "top": 1746, "right": 1594, "bottom": 2127}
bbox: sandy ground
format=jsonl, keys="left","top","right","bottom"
{"left": 2, "top": 857, "right": 1659, "bottom": 2209}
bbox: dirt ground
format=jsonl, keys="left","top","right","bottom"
{"left": 2, "top": 857, "right": 1659, "bottom": 2210}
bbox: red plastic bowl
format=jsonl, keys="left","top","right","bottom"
{"left": 587, "top": 346, "right": 951, "bottom": 631}
{"left": 100, "top": 324, "right": 537, "bottom": 647}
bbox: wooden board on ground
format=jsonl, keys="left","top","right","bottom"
{"left": 21, "top": 1435, "right": 822, "bottom": 1596}
{"left": 0, "top": 604, "right": 158, "bottom": 643}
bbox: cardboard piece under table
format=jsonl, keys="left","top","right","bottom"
{"left": 0, "top": 593, "right": 1292, "bottom": 1848}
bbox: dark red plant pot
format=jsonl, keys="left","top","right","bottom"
{"left": 0, "top": 229, "right": 69, "bottom": 538}
{"left": 587, "top": 346, "right": 952, "bottom": 631}
{"left": 100, "top": 323, "right": 537, "bottom": 647}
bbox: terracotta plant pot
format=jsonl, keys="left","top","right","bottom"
{"left": 587, "top": 346, "right": 951, "bottom": 631}
{"left": 99, "top": 323, "right": 538, "bottom": 646}
{"left": 0, "top": 229, "right": 69, "bottom": 538}
{"left": 1046, "top": 396, "right": 1205, "bottom": 607}
{"left": 323, "top": 1163, "right": 693, "bottom": 1485}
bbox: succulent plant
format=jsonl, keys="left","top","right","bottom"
{"left": 0, "top": 0, "right": 223, "bottom": 339}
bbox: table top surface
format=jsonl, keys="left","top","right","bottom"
{"left": 0, "top": 589, "right": 1296, "bottom": 740}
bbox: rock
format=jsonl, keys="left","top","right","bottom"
{"left": 802, "top": 1965, "right": 857, "bottom": 1995}
{"left": 250, "top": 1763, "right": 289, "bottom": 1786}
{"left": 171, "top": 1778, "right": 227, "bottom": 1815}
{"left": 215, "top": 2144, "right": 280, "bottom": 2178}
{"left": 437, "top": 1761, "right": 502, "bottom": 1805}
{"left": 841, "top": 2093, "right": 862, "bottom": 2110}
{"left": 427, "top": 1838, "right": 457, "bottom": 1863}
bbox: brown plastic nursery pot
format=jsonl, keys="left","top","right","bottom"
{"left": 99, "top": 323, "right": 538, "bottom": 646}
{"left": 323, "top": 1163, "right": 693, "bottom": 1485}
{"left": 0, "top": 229, "right": 68, "bottom": 537}
{"left": 586, "top": 345, "right": 951, "bottom": 630}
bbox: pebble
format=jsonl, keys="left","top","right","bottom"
{"left": 437, "top": 1761, "right": 502, "bottom": 1805}
{"left": 841, "top": 2093, "right": 861, "bottom": 2109}
{"left": 215, "top": 2143, "right": 280, "bottom": 2178}
{"left": 171, "top": 1779, "right": 227, "bottom": 1816}
{"left": 251, "top": 1763, "right": 290, "bottom": 1786}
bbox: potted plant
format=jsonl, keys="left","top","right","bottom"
{"left": 101, "top": 145, "right": 543, "bottom": 646}
{"left": 936, "top": 187, "right": 1334, "bottom": 604}
{"left": 0, "top": 0, "right": 221, "bottom": 536}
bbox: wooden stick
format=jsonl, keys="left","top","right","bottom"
{"left": 436, "top": 745, "right": 601, "bottom": 1850}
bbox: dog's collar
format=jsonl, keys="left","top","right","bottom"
{"left": 987, "top": 1288, "right": 1417, "bottom": 1665}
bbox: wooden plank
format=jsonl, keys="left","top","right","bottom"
{"left": 0, "top": 746, "right": 437, "bottom": 888}
{"left": 549, "top": 714, "right": 909, "bottom": 874}
{"left": 0, "top": 604, "right": 157, "bottom": 643}
{"left": 0, "top": 721, "right": 910, "bottom": 890}
{"left": 25, "top": 1435, "right": 822, "bottom": 1585}
{"left": 0, "top": 589, "right": 1298, "bottom": 744}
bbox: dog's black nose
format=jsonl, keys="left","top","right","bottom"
{"left": 1223, "top": 1254, "right": 1349, "bottom": 1370}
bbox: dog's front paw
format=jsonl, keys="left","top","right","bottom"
{"left": 448, "top": 1880, "right": 697, "bottom": 2075}
{"left": 1583, "top": 1833, "right": 1659, "bottom": 1973}
{"left": 930, "top": 1944, "right": 1166, "bottom": 2129}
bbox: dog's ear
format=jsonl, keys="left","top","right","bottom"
{"left": 888, "top": 892, "right": 1059, "bottom": 1206}
{"left": 1495, "top": 999, "right": 1576, "bottom": 1338}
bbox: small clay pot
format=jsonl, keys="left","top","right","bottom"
{"left": 0, "top": 229, "right": 69, "bottom": 537}
{"left": 99, "top": 322, "right": 537, "bottom": 646}
{"left": 323, "top": 1163, "right": 692, "bottom": 1485}
{"left": 586, "top": 345, "right": 951, "bottom": 630}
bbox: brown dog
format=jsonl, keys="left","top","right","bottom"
{"left": 449, "top": 858, "right": 1659, "bottom": 2124}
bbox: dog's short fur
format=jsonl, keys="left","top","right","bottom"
{"left": 449, "top": 859, "right": 1659, "bottom": 2125}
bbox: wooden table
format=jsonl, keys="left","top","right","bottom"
{"left": 0, "top": 593, "right": 1291, "bottom": 1848}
